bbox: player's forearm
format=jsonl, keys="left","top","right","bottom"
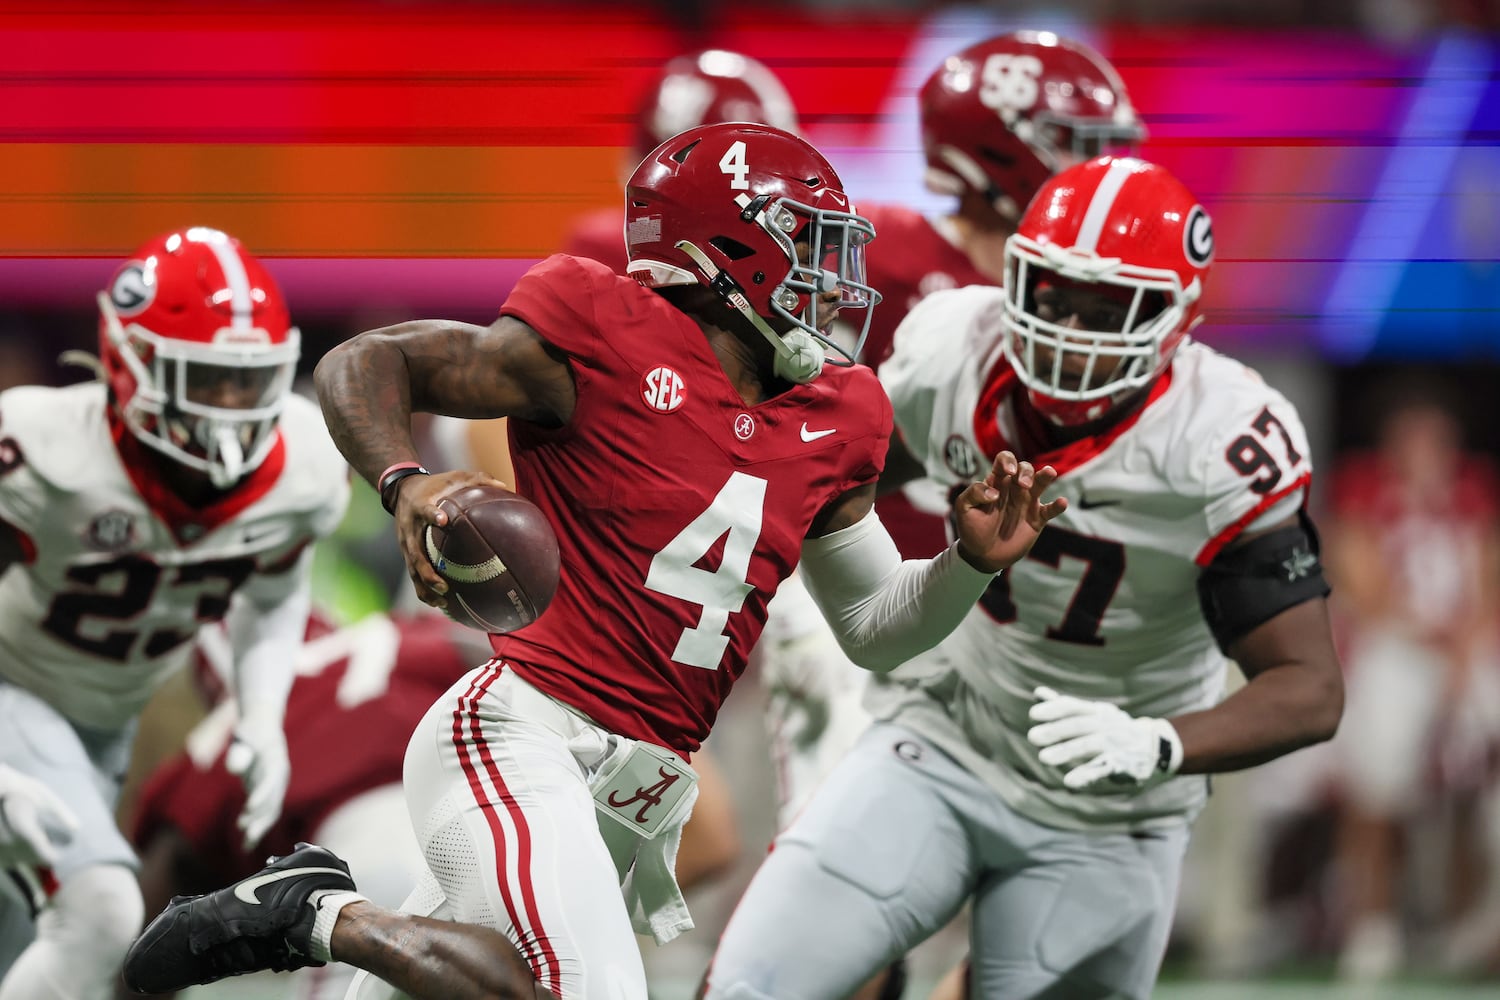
{"left": 227, "top": 571, "right": 312, "bottom": 721}
{"left": 1169, "top": 659, "right": 1342, "bottom": 774}
{"left": 314, "top": 327, "right": 427, "bottom": 487}
{"left": 800, "top": 511, "right": 992, "bottom": 672}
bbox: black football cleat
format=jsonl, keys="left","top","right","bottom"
{"left": 122, "top": 842, "right": 356, "bottom": 994}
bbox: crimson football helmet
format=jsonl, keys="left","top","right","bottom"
{"left": 632, "top": 50, "right": 800, "bottom": 161}
{"left": 625, "top": 123, "right": 879, "bottom": 383}
{"left": 97, "top": 227, "right": 299, "bottom": 487}
{"left": 921, "top": 31, "right": 1144, "bottom": 221}
{"left": 1002, "top": 156, "right": 1213, "bottom": 426}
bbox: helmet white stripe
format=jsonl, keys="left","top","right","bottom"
{"left": 1073, "top": 158, "right": 1137, "bottom": 253}
{"left": 192, "top": 227, "right": 253, "bottom": 331}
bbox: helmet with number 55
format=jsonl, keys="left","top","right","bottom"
{"left": 921, "top": 31, "right": 1145, "bottom": 222}
{"left": 1002, "top": 156, "right": 1214, "bottom": 426}
{"left": 624, "top": 122, "right": 880, "bottom": 384}
{"left": 96, "top": 227, "right": 300, "bottom": 488}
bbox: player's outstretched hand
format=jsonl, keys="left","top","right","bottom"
{"left": 390, "top": 469, "right": 511, "bottom": 609}
{"left": 226, "top": 716, "right": 290, "bottom": 850}
{"left": 951, "top": 451, "right": 1067, "bottom": 574}
{"left": 0, "top": 762, "right": 79, "bottom": 868}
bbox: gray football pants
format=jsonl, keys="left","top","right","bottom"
{"left": 706, "top": 723, "right": 1189, "bottom": 1000}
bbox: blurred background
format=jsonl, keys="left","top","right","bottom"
{"left": 3, "top": 0, "right": 1499, "bottom": 996}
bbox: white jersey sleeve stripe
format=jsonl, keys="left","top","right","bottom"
{"left": 1194, "top": 472, "right": 1311, "bottom": 566}
{"left": 1074, "top": 159, "right": 1136, "bottom": 253}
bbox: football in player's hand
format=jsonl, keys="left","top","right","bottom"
{"left": 424, "top": 485, "right": 561, "bottom": 634}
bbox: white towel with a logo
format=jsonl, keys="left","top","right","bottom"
{"left": 569, "top": 730, "right": 699, "bottom": 944}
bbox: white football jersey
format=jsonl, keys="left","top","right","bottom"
{"left": 873, "top": 286, "right": 1313, "bottom": 833}
{"left": 0, "top": 384, "right": 350, "bottom": 730}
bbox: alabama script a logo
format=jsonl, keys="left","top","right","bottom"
{"left": 606, "top": 767, "right": 681, "bottom": 824}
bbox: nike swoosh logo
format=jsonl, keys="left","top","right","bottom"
{"left": 1077, "top": 496, "right": 1123, "bottom": 510}
{"left": 233, "top": 867, "right": 349, "bottom": 905}
{"left": 800, "top": 423, "right": 836, "bottom": 442}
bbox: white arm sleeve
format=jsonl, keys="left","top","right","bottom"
{"left": 227, "top": 551, "right": 313, "bottom": 726}
{"left": 798, "top": 511, "right": 994, "bottom": 673}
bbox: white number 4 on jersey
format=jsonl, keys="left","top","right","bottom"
{"left": 645, "top": 472, "right": 767, "bottom": 669}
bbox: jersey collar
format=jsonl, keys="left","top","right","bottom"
{"left": 108, "top": 412, "right": 288, "bottom": 546}
{"left": 973, "top": 361, "right": 1174, "bottom": 478}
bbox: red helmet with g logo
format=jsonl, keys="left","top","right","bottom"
{"left": 632, "top": 50, "right": 800, "bottom": 163}
{"left": 98, "top": 227, "right": 299, "bottom": 486}
{"left": 1002, "top": 156, "right": 1213, "bottom": 426}
{"left": 920, "top": 31, "right": 1144, "bottom": 221}
{"left": 624, "top": 123, "right": 879, "bottom": 382}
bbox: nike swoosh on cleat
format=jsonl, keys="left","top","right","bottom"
{"left": 233, "top": 867, "right": 351, "bottom": 905}
{"left": 800, "top": 423, "right": 836, "bottom": 442}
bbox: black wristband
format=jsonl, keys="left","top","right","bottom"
{"left": 378, "top": 464, "right": 430, "bottom": 515}
{"left": 1156, "top": 736, "right": 1174, "bottom": 774}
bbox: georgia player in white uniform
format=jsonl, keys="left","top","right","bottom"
{"left": 758, "top": 31, "right": 1146, "bottom": 832}
{"left": 0, "top": 227, "right": 348, "bottom": 1000}
{"left": 706, "top": 158, "right": 1345, "bottom": 1000}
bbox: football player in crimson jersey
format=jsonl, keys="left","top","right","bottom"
{"left": 0, "top": 227, "right": 349, "bottom": 1000}
{"left": 705, "top": 157, "right": 1344, "bottom": 1000}
{"left": 433, "top": 50, "right": 802, "bottom": 908}
{"left": 124, "top": 122, "right": 1066, "bottom": 1000}
{"left": 123, "top": 611, "right": 480, "bottom": 1000}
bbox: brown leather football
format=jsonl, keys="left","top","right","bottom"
{"left": 423, "top": 485, "right": 561, "bottom": 634}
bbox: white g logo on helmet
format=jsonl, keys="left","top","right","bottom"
{"left": 109, "top": 263, "right": 155, "bottom": 317}
{"left": 1184, "top": 205, "right": 1214, "bottom": 267}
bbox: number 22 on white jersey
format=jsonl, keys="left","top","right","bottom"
{"left": 645, "top": 472, "right": 767, "bottom": 670}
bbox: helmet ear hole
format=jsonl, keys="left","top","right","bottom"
{"left": 1136, "top": 291, "right": 1169, "bottom": 327}
{"left": 708, "top": 236, "right": 756, "bottom": 261}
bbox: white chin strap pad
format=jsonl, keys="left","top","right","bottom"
{"left": 208, "top": 424, "right": 245, "bottom": 488}
{"left": 773, "top": 330, "right": 825, "bottom": 384}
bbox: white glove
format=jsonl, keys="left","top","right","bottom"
{"left": 225, "top": 713, "right": 291, "bottom": 850}
{"left": 1026, "top": 686, "right": 1183, "bottom": 793}
{"left": 0, "top": 763, "right": 79, "bottom": 868}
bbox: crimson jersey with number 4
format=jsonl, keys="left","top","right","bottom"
{"left": 874, "top": 285, "right": 1313, "bottom": 832}
{"left": 0, "top": 384, "right": 349, "bottom": 730}
{"left": 490, "top": 254, "right": 890, "bottom": 754}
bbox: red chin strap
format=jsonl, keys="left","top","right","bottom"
{"left": 1024, "top": 386, "right": 1120, "bottom": 427}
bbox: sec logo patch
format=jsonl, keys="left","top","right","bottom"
{"left": 943, "top": 435, "right": 982, "bottom": 479}
{"left": 641, "top": 366, "right": 686, "bottom": 413}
